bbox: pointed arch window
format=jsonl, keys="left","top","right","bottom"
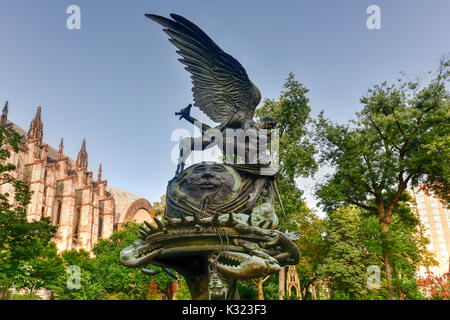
{"left": 53, "top": 201, "right": 62, "bottom": 226}
{"left": 73, "top": 207, "right": 81, "bottom": 244}
{"left": 98, "top": 206, "right": 104, "bottom": 238}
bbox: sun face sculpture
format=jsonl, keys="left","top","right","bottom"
{"left": 173, "top": 162, "right": 241, "bottom": 209}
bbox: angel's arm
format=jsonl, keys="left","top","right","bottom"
{"left": 176, "top": 105, "right": 213, "bottom": 133}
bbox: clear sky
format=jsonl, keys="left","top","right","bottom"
{"left": 0, "top": 1, "right": 449, "bottom": 210}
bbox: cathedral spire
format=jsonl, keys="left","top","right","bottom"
{"left": 1, "top": 101, "right": 8, "bottom": 126}
{"left": 28, "top": 106, "right": 43, "bottom": 143}
{"left": 76, "top": 139, "right": 88, "bottom": 170}
{"left": 98, "top": 164, "right": 102, "bottom": 182}
{"left": 58, "top": 138, "right": 64, "bottom": 158}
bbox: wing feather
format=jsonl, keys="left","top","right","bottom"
{"left": 145, "top": 13, "right": 260, "bottom": 123}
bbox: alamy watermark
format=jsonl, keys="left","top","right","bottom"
{"left": 66, "top": 5, "right": 81, "bottom": 30}
{"left": 66, "top": 265, "right": 81, "bottom": 289}
{"left": 367, "top": 265, "right": 381, "bottom": 290}
{"left": 366, "top": 5, "right": 381, "bottom": 30}
{"left": 170, "top": 121, "right": 279, "bottom": 170}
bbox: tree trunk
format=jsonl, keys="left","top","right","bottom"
{"left": 383, "top": 251, "right": 395, "bottom": 300}
{"left": 278, "top": 267, "right": 285, "bottom": 300}
{"left": 253, "top": 275, "right": 270, "bottom": 300}
{"left": 377, "top": 193, "right": 396, "bottom": 301}
{"left": 257, "top": 281, "right": 264, "bottom": 300}
{"left": 380, "top": 220, "right": 395, "bottom": 300}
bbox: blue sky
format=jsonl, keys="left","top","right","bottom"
{"left": 0, "top": 1, "right": 449, "bottom": 208}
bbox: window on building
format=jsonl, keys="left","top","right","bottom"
{"left": 98, "top": 207, "right": 104, "bottom": 238}
{"left": 54, "top": 201, "right": 62, "bottom": 226}
{"left": 73, "top": 207, "right": 81, "bottom": 244}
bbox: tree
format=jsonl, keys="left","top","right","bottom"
{"left": 292, "top": 210, "right": 326, "bottom": 299}
{"left": 358, "top": 194, "right": 435, "bottom": 300}
{"left": 151, "top": 195, "right": 166, "bottom": 219}
{"left": 0, "top": 124, "right": 57, "bottom": 298}
{"left": 320, "top": 206, "right": 368, "bottom": 299}
{"left": 315, "top": 59, "right": 449, "bottom": 299}
{"left": 316, "top": 199, "right": 432, "bottom": 300}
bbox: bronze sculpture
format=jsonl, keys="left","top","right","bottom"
{"left": 120, "top": 13, "right": 301, "bottom": 300}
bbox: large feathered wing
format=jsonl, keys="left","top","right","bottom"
{"left": 145, "top": 13, "right": 260, "bottom": 124}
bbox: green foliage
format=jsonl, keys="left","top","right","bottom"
{"left": 52, "top": 222, "right": 175, "bottom": 300}
{"left": 318, "top": 201, "right": 432, "bottom": 300}
{"left": 291, "top": 210, "right": 326, "bottom": 299}
{"left": 256, "top": 72, "right": 317, "bottom": 181}
{"left": 316, "top": 59, "right": 449, "bottom": 209}
{"left": 315, "top": 59, "right": 449, "bottom": 298}
{"left": 92, "top": 222, "right": 174, "bottom": 299}
{"left": 11, "top": 292, "right": 42, "bottom": 300}
{"left": 50, "top": 247, "right": 102, "bottom": 300}
{"left": 320, "top": 206, "right": 368, "bottom": 298}
{"left": 260, "top": 277, "right": 281, "bottom": 300}
{"left": 61, "top": 248, "right": 95, "bottom": 272}
{"left": 175, "top": 276, "right": 192, "bottom": 300}
{"left": 237, "top": 280, "right": 257, "bottom": 300}
{"left": 14, "top": 242, "right": 64, "bottom": 295}
{"left": 360, "top": 196, "right": 432, "bottom": 299}
{"left": 52, "top": 268, "right": 104, "bottom": 300}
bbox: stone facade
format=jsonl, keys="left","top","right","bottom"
{"left": 1, "top": 102, "right": 155, "bottom": 252}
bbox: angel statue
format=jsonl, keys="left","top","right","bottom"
{"left": 145, "top": 14, "right": 276, "bottom": 173}
{"left": 119, "top": 15, "right": 297, "bottom": 300}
